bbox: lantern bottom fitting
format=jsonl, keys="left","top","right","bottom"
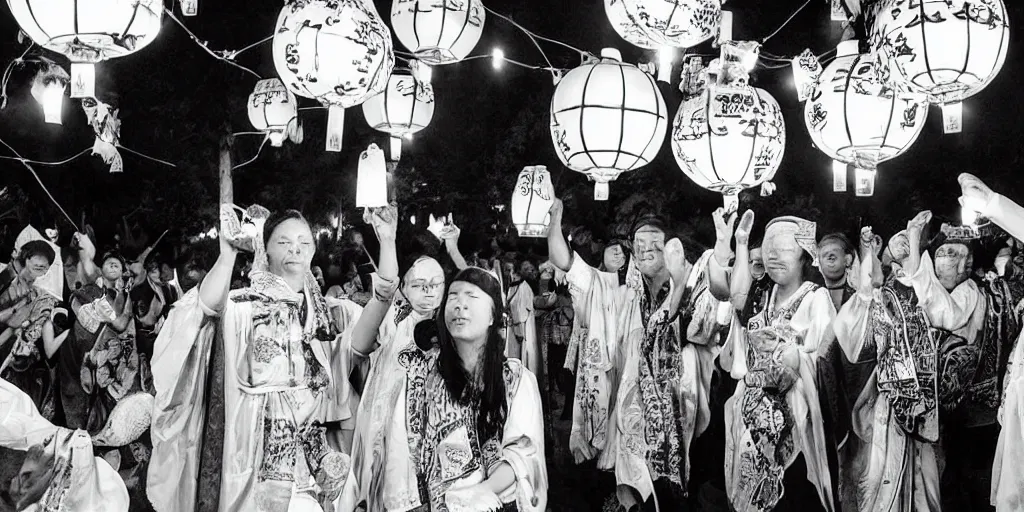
{"left": 515, "top": 224, "right": 551, "bottom": 238}
{"left": 912, "top": 75, "right": 975, "bottom": 104}
{"left": 268, "top": 131, "right": 287, "bottom": 147}
{"left": 412, "top": 47, "right": 461, "bottom": 66}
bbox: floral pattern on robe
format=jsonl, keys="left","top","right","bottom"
{"left": 1, "top": 294, "right": 61, "bottom": 421}
{"left": 722, "top": 282, "right": 835, "bottom": 512}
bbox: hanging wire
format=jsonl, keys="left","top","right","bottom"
{"left": 0, "top": 43, "right": 35, "bottom": 109}
{"left": 231, "top": 138, "right": 268, "bottom": 171}
{"left": 118, "top": 144, "right": 177, "bottom": 167}
{"left": 0, "top": 136, "right": 80, "bottom": 230}
{"left": 0, "top": 148, "right": 91, "bottom": 166}
{"left": 220, "top": 35, "right": 274, "bottom": 60}
{"left": 484, "top": 6, "right": 589, "bottom": 56}
{"left": 761, "top": 0, "right": 815, "bottom": 44}
{"left": 162, "top": 6, "right": 263, "bottom": 79}
{"left": 459, "top": 53, "right": 567, "bottom": 73}
{"left": 230, "top": 130, "right": 268, "bottom": 137}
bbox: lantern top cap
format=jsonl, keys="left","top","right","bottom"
{"left": 837, "top": 40, "right": 859, "bottom": 58}
{"left": 601, "top": 48, "right": 622, "bottom": 61}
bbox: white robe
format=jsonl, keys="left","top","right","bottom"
{"left": 984, "top": 193, "right": 1024, "bottom": 511}
{"left": 508, "top": 282, "right": 542, "bottom": 379}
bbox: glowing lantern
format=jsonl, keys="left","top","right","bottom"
{"left": 30, "top": 60, "right": 69, "bottom": 125}
{"left": 868, "top": 0, "right": 1009, "bottom": 132}
{"left": 621, "top": 0, "right": 722, "bottom": 48}
{"left": 273, "top": 0, "right": 395, "bottom": 152}
{"left": 356, "top": 143, "right": 388, "bottom": 207}
{"left": 804, "top": 40, "right": 927, "bottom": 194}
{"left": 511, "top": 165, "right": 554, "bottom": 238}
{"left": 362, "top": 62, "right": 435, "bottom": 161}
{"left": 391, "top": 0, "right": 485, "bottom": 65}
{"left": 8, "top": 0, "right": 163, "bottom": 98}
{"left": 671, "top": 43, "right": 785, "bottom": 212}
{"left": 605, "top": 0, "right": 658, "bottom": 49}
{"left": 550, "top": 48, "right": 668, "bottom": 200}
{"left": 247, "top": 79, "right": 299, "bottom": 147}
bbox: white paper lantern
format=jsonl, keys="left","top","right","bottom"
{"left": 247, "top": 79, "right": 299, "bottom": 147}
{"left": 605, "top": 0, "right": 658, "bottom": 49}
{"left": 621, "top": 0, "right": 722, "bottom": 49}
{"left": 362, "top": 67, "right": 435, "bottom": 160}
{"left": 550, "top": 48, "right": 668, "bottom": 200}
{"left": 273, "top": 0, "right": 394, "bottom": 151}
{"left": 8, "top": 0, "right": 163, "bottom": 97}
{"left": 804, "top": 40, "right": 927, "bottom": 171}
{"left": 671, "top": 85, "right": 786, "bottom": 209}
{"left": 869, "top": 0, "right": 1009, "bottom": 105}
{"left": 391, "top": 0, "right": 485, "bottom": 65}
{"left": 511, "top": 166, "right": 554, "bottom": 238}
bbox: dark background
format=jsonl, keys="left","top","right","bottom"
{"left": 0, "top": 0, "right": 1021, "bottom": 257}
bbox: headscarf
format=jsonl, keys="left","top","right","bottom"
{"left": 764, "top": 216, "right": 819, "bottom": 267}
{"left": 13, "top": 225, "right": 63, "bottom": 301}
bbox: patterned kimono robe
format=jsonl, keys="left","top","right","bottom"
{"left": 148, "top": 271, "right": 349, "bottom": 512}
{"left": 569, "top": 250, "right": 722, "bottom": 509}
{"left": 0, "top": 292, "right": 62, "bottom": 421}
{"left": 834, "top": 278, "right": 943, "bottom": 512}
{"left": 563, "top": 254, "right": 630, "bottom": 465}
{"left": 340, "top": 308, "right": 547, "bottom": 512}
{"left": 721, "top": 282, "right": 836, "bottom": 512}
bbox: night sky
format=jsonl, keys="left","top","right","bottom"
{"left": 0, "top": 0, "right": 1021, "bottom": 247}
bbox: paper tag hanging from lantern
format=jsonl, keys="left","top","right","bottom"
{"left": 511, "top": 165, "right": 554, "bottom": 238}
{"left": 717, "top": 11, "right": 733, "bottom": 45}
{"left": 356, "top": 144, "right": 388, "bottom": 207}
{"left": 832, "top": 161, "right": 848, "bottom": 192}
{"left": 679, "top": 56, "right": 706, "bottom": 99}
{"left": 390, "top": 136, "right": 402, "bottom": 161}
{"left": 69, "top": 63, "right": 95, "bottom": 99}
{"left": 854, "top": 167, "right": 875, "bottom": 196}
{"left": 723, "top": 194, "right": 739, "bottom": 215}
{"left": 658, "top": 47, "right": 674, "bottom": 84}
{"left": 942, "top": 102, "right": 962, "bottom": 134}
{"left": 326, "top": 105, "right": 345, "bottom": 152}
{"left": 791, "top": 49, "right": 822, "bottom": 102}
{"left": 830, "top": 0, "right": 847, "bottom": 21}
{"left": 594, "top": 182, "right": 609, "bottom": 201}
{"left": 181, "top": 0, "right": 197, "bottom": 15}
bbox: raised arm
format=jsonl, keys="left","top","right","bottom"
{"left": 349, "top": 205, "right": 400, "bottom": 356}
{"left": 708, "top": 208, "right": 736, "bottom": 301}
{"left": 546, "top": 199, "right": 573, "bottom": 272}
{"left": 74, "top": 232, "right": 99, "bottom": 283}
{"left": 902, "top": 210, "right": 932, "bottom": 278}
{"left": 960, "top": 173, "right": 1024, "bottom": 242}
{"left": 198, "top": 228, "right": 238, "bottom": 314}
{"left": 729, "top": 211, "right": 755, "bottom": 312}
{"left": 439, "top": 215, "right": 468, "bottom": 271}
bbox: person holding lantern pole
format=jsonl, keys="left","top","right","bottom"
{"left": 546, "top": 196, "right": 726, "bottom": 511}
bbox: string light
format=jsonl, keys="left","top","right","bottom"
{"left": 492, "top": 48, "right": 505, "bottom": 70}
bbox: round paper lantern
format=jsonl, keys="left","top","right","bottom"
{"left": 550, "top": 48, "right": 668, "bottom": 200}
{"left": 8, "top": 0, "right": 162, "bottom": 96}
{"left": 804, "top": 40, "right": 927, "bottom": 170}
{"left": 868, "top": 0, "right": 1009, "bottom": 104}
{"left": 362, "top": 66, "right": 435, "bottom": 160}
{"left": 391, "top": 0, "right": 485, "bottom": 65}
{"left": 272, "top": 0, "right": 394, "bottom": 108}
{"left": 511, "top": 165, "right": 554, "bottom": 238}
{"left": 248, "top": 79, "right": 299, "bottom": 147}
{"left": 621, "top": 0, "right": 722, "bottom": 49}
{"left": 605, "top": 0, "right": 658, "bottom": 49}
{"left": 671, "top": 85, "right": 785, "bottom": 209}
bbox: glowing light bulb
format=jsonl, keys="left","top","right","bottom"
{"left": 492, "top": 48, "right": 505, "bottom": 70}
{"left": 39, "top": 83, "right": 65, "bottom": 125}
{"left": 410, "top": 215, "right": 417, "bottom": 225}
{"left": 403, "top": 133, "right": 414, "bottom": 140}
{"left": 962, "top": 206, "right": 979, "bottom": 226}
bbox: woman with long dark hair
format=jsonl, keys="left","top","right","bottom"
{"left": 342, "top": 267, "right": 547, "bottom": 511}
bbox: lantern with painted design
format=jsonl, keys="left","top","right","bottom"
{"left": 605, "top": 0, "right": 658, "bottom": 49}
{"left": 511, "top": 166, "right": 554, "bottom": 238}
{"left": 391, "top": 0, "right": 485, "bottom": 64}
{"left": 8, "top": 0, "right": 162, "bottom": 98}
{"left": 362, "top": 63, "right": 435, "bottom": 160}
{"left": 550, "top": 48, "right": 668, "bottom": 200}
{"left": 621, "top": 0, "right": 722, "bottom": 48}
{"left": 272, "top": 0, "right": 395, "bottom": 151}
{"left": 247, "top": 79, "right": 299, "bottom": 147}
{"left": 804, "top": 40, "right": 927, "bottom": 192}
{"left": 868, "top": 0, "right": 1009, "bottom": 132}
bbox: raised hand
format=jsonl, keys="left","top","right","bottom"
{"left": 958, "top": 173, "right": 994, "bottom": 214}
{"left": 548, "top": 198, "right": 564, "bottom": 227}
{"left": 735, "top": 210, "right": 755, "bottom": 246}
{"left": 440, "top": 214, "right": 461, "bottom": 242}
{"left": 713, "top": 207, "right": 738, "bottom": 243}
{"left": 665, "top": 238, "right": 687, "bottom": 283}
{"left": 906, "top": 210, "right": 932, "bottom": 239}
{"left": 427, "top": 213, "right": 447, "bottom": 241}
{"left": 364, "top": 204, "right": 398, "bottom": 241}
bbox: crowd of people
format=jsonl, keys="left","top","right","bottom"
{"left": 0, "top": 171, "right": 1022, "bottom": 512}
